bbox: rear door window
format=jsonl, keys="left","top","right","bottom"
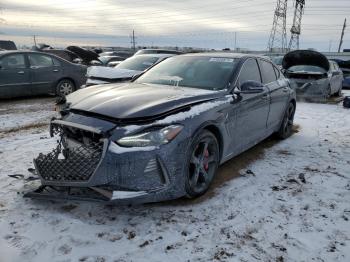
{"left": 0, "top": 54, "right": 26, "bottom": 69}
{"left": 259, "top": 60, "right": 277, "bottom": 84}
{"left": 28, "top": 54, "right": 54, "bottom": 68}
{"left": 238, "top": 59, "right": 261, "bottom": 86}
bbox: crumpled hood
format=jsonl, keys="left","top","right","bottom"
{"left": 282, "top": 50, "right": 330, "bottom": 71}
{"left": 87, "top": 66, "right": 141, "bottom": 80}
{"left": 66, "top": 83, "right": 224, "bottom": 120}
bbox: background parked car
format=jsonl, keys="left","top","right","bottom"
{"left": 0, "top": 51, "right": 87, "bottom": 99}
{"left": 95, "top": 55, "right": 125, "bottom": 67}
{"left": 86, "top": 53, "right": 175, "bottom": 86}
{"left": 99, "top": 51, "right": 134, "bottom": 59}
{"left": 0, "top": 40, "right": 17, "bottom": 50}
{"left": 283, "top": 50, "right": 343, "bottom": 98}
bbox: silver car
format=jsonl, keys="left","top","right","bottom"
{"left": 283, "top": 50, "right": 343, "bottom": 99}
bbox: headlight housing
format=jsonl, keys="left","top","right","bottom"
{"left": 117, "top": 125, "right": 183, "bottom": 147}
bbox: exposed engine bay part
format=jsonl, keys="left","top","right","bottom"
{"left": 282, "top": 50, "right": 330, "bottom": 72}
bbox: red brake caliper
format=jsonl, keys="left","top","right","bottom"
{"left": 203, "top": 149, "right": 209, "bottom": 171}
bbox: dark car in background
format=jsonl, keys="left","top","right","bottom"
{"left": 283, "top": 50, "right": 343, "bottom": 98}
{"left": 0, "top": 40, "right": 17, "bottom": 50}
{"left": 86, "top": 53, "right": 175, "bottom": 86}
{"left": 27, "top": 53, "right": 296, "bottom": 203}
{"left": 0, "top": 51, "right": 87, "bottom": 99}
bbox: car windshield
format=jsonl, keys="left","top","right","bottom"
{"left": 116, "top": 56, "right": 159, "bottom": 71}
{"left": 288, "top": 65, "right": 326, "bottom": 73}
{"left": 135, "top": 56, "right": 238, "bottom": 90}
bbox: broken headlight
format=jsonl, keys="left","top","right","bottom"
{"left": 117, "top": 125, "right": 183, "bottom": 147}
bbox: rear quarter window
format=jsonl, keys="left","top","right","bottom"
{"left": 259, "top": 60, "right": 277, "bottom": 84}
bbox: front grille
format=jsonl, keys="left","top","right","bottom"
{"left": 35, "top": 124, "right": 104, "bottom": 183}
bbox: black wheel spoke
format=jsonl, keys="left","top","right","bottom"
{"left": 190, "top": 166, "right": 200, "bottom": 187}
{"left": 200, "top": 168, "right": 210, "bottom": 182}
{"left": 190, "top": 155, "right": 200, "bottom": 165}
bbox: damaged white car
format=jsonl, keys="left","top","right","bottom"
{"left": 85, "top": 53, "right": 175, "bottom": 87}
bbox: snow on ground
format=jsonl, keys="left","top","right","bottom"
{"left": 0, "top": 98, "right": 349, "bottom": 262}
{"left": 0, "top": 97, "right": 57, "bottom": 132}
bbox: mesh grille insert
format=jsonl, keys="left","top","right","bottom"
{"left": 35, "top": 124, "right": 104, "bottom": 182}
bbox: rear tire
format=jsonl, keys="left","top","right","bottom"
{"left": 56, "top": 79, "right": 75, "bottom": 97}
{"left": 277, "top": 102, "right": 295, "bottom": 139}
{"left": 185, "top": 130, "right": 220, "bottom": 198}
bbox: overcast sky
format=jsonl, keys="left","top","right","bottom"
{"left": 0, "top": 0, "right": 349, "bottom": 51}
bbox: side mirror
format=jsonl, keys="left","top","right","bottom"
{"left": 239, "top": 80, "right": 264, "bottom": 94}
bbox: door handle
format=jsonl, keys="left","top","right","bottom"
{"left": 282, "top": 87, "right": 289, "bottom": 92}
{"left": 53, "top": 69, "right": 59, "bottom": 72}
{"left": 17, "top": 71, "right": 24, "bottom": 74}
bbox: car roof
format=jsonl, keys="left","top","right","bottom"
{"left": 0, "top": 50, "right": 57, "bottom": 55}
{"left": 180, "top": 52, "right": 268, "bottom": 60}
{"left": 132, "top": 53, "right": 176, "bottom": 58}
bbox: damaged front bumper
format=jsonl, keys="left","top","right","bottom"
{"left": 25, "top": 118, "right": 187, "bottom": 203}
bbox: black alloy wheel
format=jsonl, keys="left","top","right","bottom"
{"left": 185, "top": 130, "right": 220, "bottom": 198}
{"left": 277, "top": 102, "right": 295, "bottom": 139}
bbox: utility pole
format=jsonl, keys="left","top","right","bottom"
{"left": 268, "top": 0, "right": 288, "bottom": 53}
{"left": 130, "top": 30, "right": 136, "bottom": 52}
{"left": 338, "top": 18, "right": 346, "bottom": 53}
{"left": 33, "top": 35, "right": 37, "bottom": 47}
{"left": 288, "top": 0, "right": 305, "bottom": 50}
{"left": 234, "top": 32, "right": 237, "bottom": 51}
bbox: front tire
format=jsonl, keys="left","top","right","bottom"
{"left": 185, "top": 130, "right": 220, "bottom": 198}
{"left": 277, "top": 102, "right": 295, "bottom": 139}
{"left": 56, "top": 79, "right": 75, "bottom": 97}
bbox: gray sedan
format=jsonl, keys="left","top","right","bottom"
{"left": 0, "top": 51, "right": 87, "bottom": 99}
{"left": 26, "top": 53, "right": 296, "bottom": 204}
